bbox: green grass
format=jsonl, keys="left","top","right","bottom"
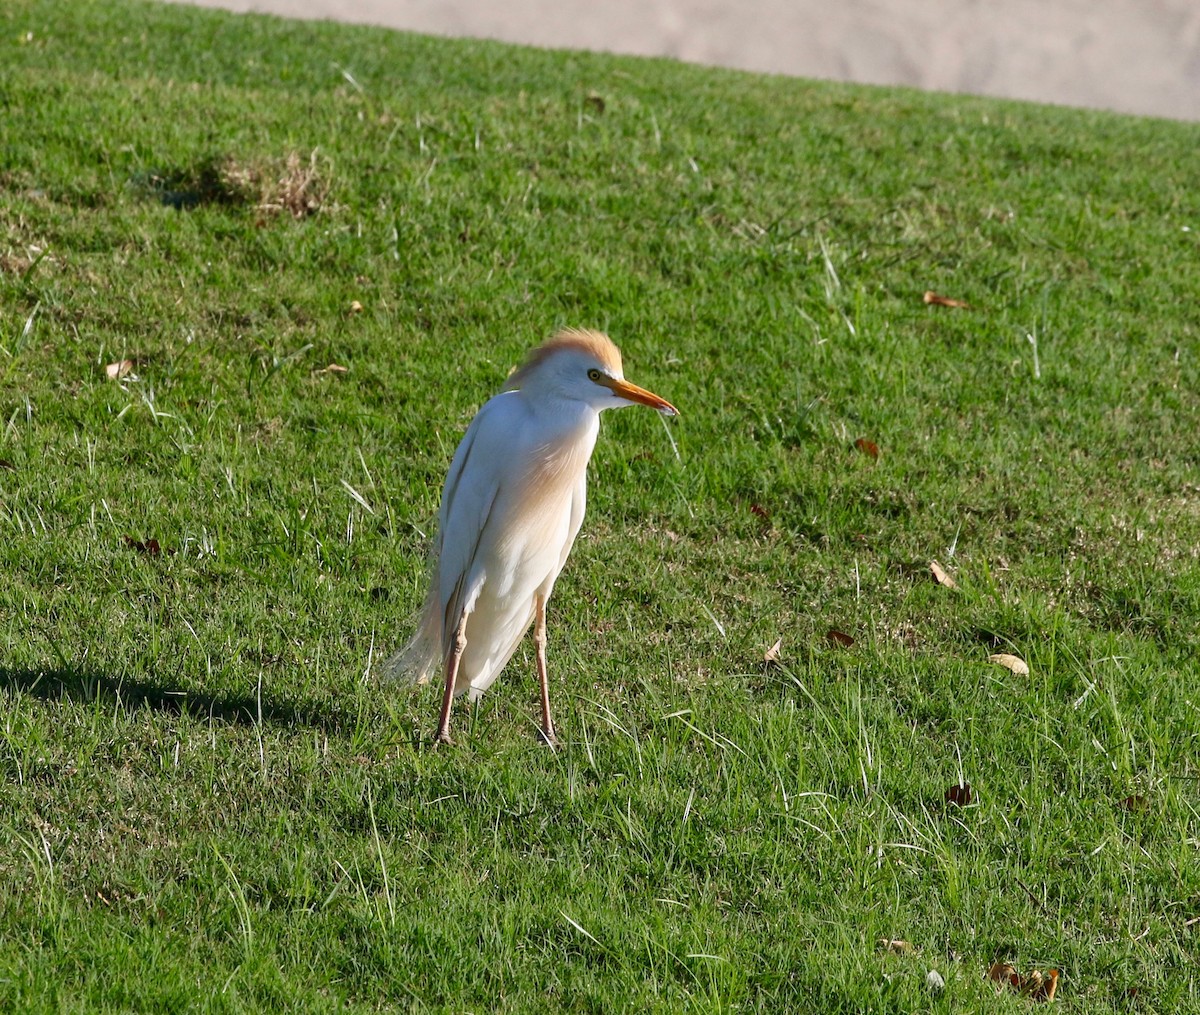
{"left": 2, "top": 0, "right": 1199, "bottom": 1009}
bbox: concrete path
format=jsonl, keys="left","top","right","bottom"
{"left": 167, "top": 0, "right": 1200, "bottom": 121}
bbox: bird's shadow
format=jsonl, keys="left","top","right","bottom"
{"left": 0, "top": 665, "right": 341, "bottom": 732}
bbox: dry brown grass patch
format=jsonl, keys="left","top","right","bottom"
{"left": 224, "top": 148, "right": 331, "bottom": 219}
{"left": 143, "top": 149, "right": 331, "bottom": 216}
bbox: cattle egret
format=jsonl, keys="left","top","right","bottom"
{"left": 385, "top": 328, "right": 678, "bottom": 745}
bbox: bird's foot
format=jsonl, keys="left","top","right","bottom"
{"left": 433, "top": 730, "right": 454, "bottom": 747}
{"left": 537, "top": 725, "right": 558, "bottom": 749}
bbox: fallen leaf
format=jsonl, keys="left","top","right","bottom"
{"left": 1184, "top": 916, "right": 1200, "bottom": 929}
{"left": 988, "top": 962, "right": 1059, "bottom": 1002}
{"left": 763, "top": 639, "right": 782, "bottom": 665}
{"left": 854, "top": 437, "right": 880, "bottom": 459}
{"left": 925, "top": 969, "right": 945, "bottom": 993}
{"left": 988, "top": 962, "right": 1020, "bottom": 990}
{"left": 826, "top": 629, "right": 855, "bottom": 648}
{"left": 1037, "top": 969, "right": 1059, "bottom": 1002}
{"left": 877, "top": 938, "right": 914, "bottom": 956}
{"left": 348, "top": 300, "right": 364, "bottom": 314}
{"left": 749, "top": 503, "right": 770, "bottom": 520}
{"left": 123, "top": 535, "right": 163, "bottom": 556}
{"left": 929, "top": 560, "right": 958, "bottom": 590}
{"left": 944, "top": 783, "right": 972, "bottom": 807}
{"left": 923, "top": 290, "right": 972, "bottom": 309}
{"left": 1118, "top": 794, "right": 1148, "bottom": 812}
{"left": 584, "top": 92, "right": 606, "bottom": 114}
{"left": 314, "top": 363, "right": 349, "bottom": 375}
{"left": 105, "top": 359, "right": 134, "bottom": 380}
{"left": 989, "top": 653, "right": 1030, "bottom": 676}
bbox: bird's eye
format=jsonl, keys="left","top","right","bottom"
{"left": 587, "top": 368, "right": 602, "bottom": 382}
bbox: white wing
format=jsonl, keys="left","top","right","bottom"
{"left": 432, "top": 391, "right": 526, "bottom": 655}
{"left": 379, "top": 391, "right": 519, "bottom": 684}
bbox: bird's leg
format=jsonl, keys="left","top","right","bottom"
{"left": 436, "top": 616, "right": 467, "bottom": 745}
{"left": 534, "top": 594, "right": 557, "bottom": 746}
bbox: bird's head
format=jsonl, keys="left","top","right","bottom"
{"left": 505, "top": 329, "right": 679, "bottom": 416}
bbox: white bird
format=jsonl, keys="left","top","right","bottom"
{"left": 385, "top": 328, "right": 678, "bottom": 745}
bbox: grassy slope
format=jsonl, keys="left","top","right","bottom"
{"left": 2, "top": 1, "right": 1199, "bottom": 1010}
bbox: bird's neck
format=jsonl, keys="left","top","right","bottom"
{"left": 524, "top": 397, "right": 600, "bottom": 483}
{"left": 526, "top": 391, "right": 599, "bottom": 433}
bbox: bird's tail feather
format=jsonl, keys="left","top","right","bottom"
{"left": 378, "top": 583, "right": 442, "bottom": 686}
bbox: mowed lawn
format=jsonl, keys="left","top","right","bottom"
{"left": 2, "top": 1, "right": 1199, "bottom": 1010}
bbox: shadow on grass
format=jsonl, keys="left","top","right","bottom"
{"left": 128, "top": 154, "right": 251, "bottom": 211}
{"left": 0, "top": 666, "right": 340, "bottom": 731}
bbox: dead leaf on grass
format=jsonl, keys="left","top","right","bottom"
{"left": 826, "top": 629, "right": 855, "bottom": 648}
{"left": 877, "top": 938, "right": 915, "bottom": 956}
{"left": 989, "top": 653, "right": 1030, "bottom": 676}
{"left": 1021, "top": 969, "right": 1045, "bottom": 997}
{"left": 988, "top": 962, "right": 1021, "bottom": 990}
{"left": 944, "top": 783, "right": 972, "bottom": 807}
{"left": 123, "top": 535, "right": 173, "bottom": 556}
{"left": 923, "top": 290, "right": 972, "bottom": 309}
{"left": 929, "top": 560, "right": 958, "bottom": 590}
{"left": 763, "top": 639, "right": 782, "bottom": 665}
{"left": 348, "top": 300, "right": 364, "bottom": 314}
{"left": 854, "top": 437, "right": 880, "bottom": 459}
{"left": 313, "top": 363, "right": 349, "bottom": 376}
{"left": 1033, "top": 968, "right": 1059, "bottom": 1002}
{"left": 1118, "top": 794, "right": 1148, "bottom": 812}
{"left": 105, "top": 359, "right": 135, "bottom": 380}
{"left": 988, "top": 962, "right": 1059, "bottom": 1002}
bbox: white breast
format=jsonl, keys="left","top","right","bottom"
{"left": 449, "top": 399, "right": 599, "bottom": 697}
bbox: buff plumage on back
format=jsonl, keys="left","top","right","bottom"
{"left": 504, "top": 329, "right": 623, "bottom": 391}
